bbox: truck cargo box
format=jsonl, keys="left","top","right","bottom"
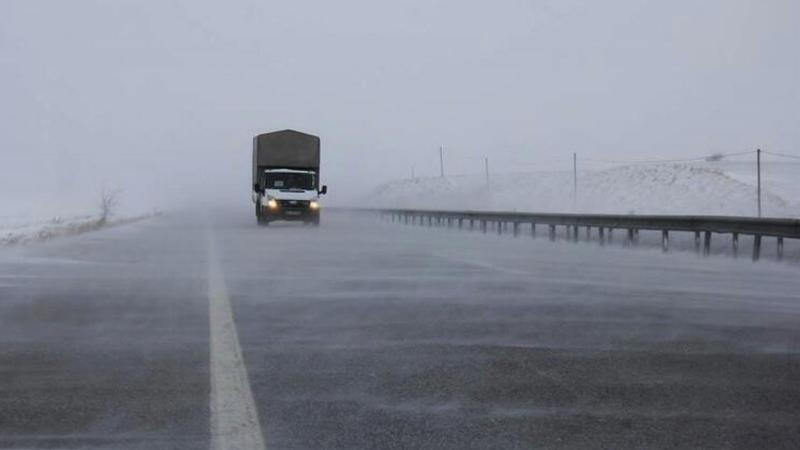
{"left": 252, "top": 130, "right": 320, "bottom": 190}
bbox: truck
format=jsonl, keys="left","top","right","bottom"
{"left": 251, "top": 129, "right": 327, "bottom": 226}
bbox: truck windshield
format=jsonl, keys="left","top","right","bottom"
{"left": 264, "top": 172, "right": 315, "bottom": 190}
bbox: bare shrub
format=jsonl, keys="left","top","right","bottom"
{"left": 98, "top": 187, "right": 122, "bottom": 225}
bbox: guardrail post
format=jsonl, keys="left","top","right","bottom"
{"left": 572, "top": 225, "right": 579, "bottom": 242}
{"left": 469, "top": 219, "right": 474, "bottom": 230}
{"left": 549, "top": 225, "right": 556, "bottom": 241}
{"left": 703, "top": 231, "right": 711, "bottom": 256}
{"left": 753, "top": 235, "right": 762, "bottom": 261}
{"left": 661, "top": 230, "right": 669, "bottom": 252}
{"left": 428, "top": 216, "right": 433, "bottom": 226}
{"left": 481, "top": 220, "right": 487, "bottom": 234}
{"left": 732, "top": 233, "right": 739, "bottom": 258}
{"left": 626, "top": 228, "right": 634, "bottom": 246}
{"left": 497, "top": 221, "right": 503, "bottom": 235}
{"left": 599, "top": 227, "right": 605, "bottom": 245}
{"left": 608, "top": 228, "right": 613, "bottom": 243}
{"left": 513, "top": 222, "right": 519, "bottom": 237}
{"left": 633, "top": 229, "right": 639, "bottom": 246}
{"left": 531, "top": 223, "right": 536, "bottom": 238}
{"left": 777, "top": 237, "right": 784, "bottom": 261}
{"left": 585, "top": 226, "right": 591, "bottom": 240}
{"left": 694, "top": 231, "right": 701, "bottom": 253}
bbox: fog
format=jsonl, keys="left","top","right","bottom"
{"left": 1, "top": 0, "right": 798, "bottom": 217}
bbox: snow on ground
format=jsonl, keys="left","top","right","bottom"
{"left": 365, "top": 160, "right": 800, "bottom": 218}
{"left": 0, "top": 206, "right": 159, "bottom": 247}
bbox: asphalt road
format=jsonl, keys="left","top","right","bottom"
{"left": 1, "top": 209, "right": 799, "bottom": 449}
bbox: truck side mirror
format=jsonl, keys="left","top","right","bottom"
{"left": 320, "top": 185, "right": 328, "bottom": 195}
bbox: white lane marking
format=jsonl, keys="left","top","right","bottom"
{"left": 207, "top": 233, "right": 267, "bottom": 450}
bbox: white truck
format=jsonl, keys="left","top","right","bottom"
{"left": 252, "top": 130, "right": 327, "bottom": 226}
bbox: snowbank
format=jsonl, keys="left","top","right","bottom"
{"left": 0, "top": 211, "right": 158, "bottom": 247}
{"left": 365, "top": 163, "right": 799, "bottom": 218}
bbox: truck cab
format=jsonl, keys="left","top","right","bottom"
{"left": 256, "top": 169, "right": 326, "bottom": 225}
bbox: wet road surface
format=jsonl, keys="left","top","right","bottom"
{"left": 1, "top": 209, "right": 799, "bottom": 449}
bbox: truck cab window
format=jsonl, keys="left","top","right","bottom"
{"left": 264, "top": 172, "right": 314, "bottom": 190}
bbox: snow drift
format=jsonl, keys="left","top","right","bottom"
{"left": 365, "top": 163, "right": 798, "bottom": 218}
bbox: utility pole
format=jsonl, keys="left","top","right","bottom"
{"left": 757, "top": 148, "right": 762, "bottom": 217}
{"left": 573, "top": 152, "right": 577, "bottom": 210}
{"left": 484, "top": 157, "right": 489, "bottom": 186}
{"left": 439, "top": 146, "right": 445, "bottom": 177}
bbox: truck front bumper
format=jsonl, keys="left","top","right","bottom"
{"left": 260, "top": 204, "right": 319, "bottom": 222}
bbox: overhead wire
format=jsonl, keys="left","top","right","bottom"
{"left": 583, "top": 150, "right": 756, "bottom": 165}
{"left": 763, "top": 150, "right": 800, "bottom": 161}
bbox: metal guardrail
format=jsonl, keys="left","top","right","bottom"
{"left": 377, "top": 208, "right": 800, "bottom": 261}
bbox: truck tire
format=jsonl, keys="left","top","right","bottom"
{"left": 256, "top": 204, "right": 268, "bottom": 226}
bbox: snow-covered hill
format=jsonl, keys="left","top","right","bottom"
{"left": 365, "top": 162, "right": 799, "bottom": 218}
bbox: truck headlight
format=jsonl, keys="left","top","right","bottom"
{"left": 267, "top": 199, "right": 278, "bottom": 209}
{"left": 309, "top": 201, "right": 320, "bottom": 210}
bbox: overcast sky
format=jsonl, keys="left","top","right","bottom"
{"left": 1, "top": 0, "right": 797, "bottom": 213}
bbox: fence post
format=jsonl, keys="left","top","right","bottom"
{"left": 585, "top": 226, "right": 591, "bottom": 240}
{"left": 626, "top": 228, "right": 634, "bottom": 246}
{"left": 703, "top": 231, "right": 711, "bottom": 256}
{"left": 572, "top": 225, "right": 579, "bottom": 242}
{"left": 549, "top": 225, "right": 556, "bottom": 241}
{"left": 777, "top": 237, "right": 784, "bottom": 261}
{"left": 661, "top": 230, "right": 669, "bottom": 252}
{"left": 694, "top": 231, "right": 701, "bottom": 253}
{"left": 481, "top": 220, "right": 487, "bottom": 234}
{"left": 497, "top": 221, "right": 503, "bottom": 235}
{"left": 732, "top": 233, "right": 739, "bottom": 258}
{"left": 513, "top": 222, "right": 519, "bottom": 237}
{"left": 599, "top": 227, "right": 605, "bottom": 245}
{"left": 531, "top": 223, "right": 536, "bottom": 238}
{"left": 752, "top": 235, "right": 761, "bottom": 261}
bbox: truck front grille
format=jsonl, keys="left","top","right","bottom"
{"left": 279, "top": 200, "right": 309, "bottom": 208}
